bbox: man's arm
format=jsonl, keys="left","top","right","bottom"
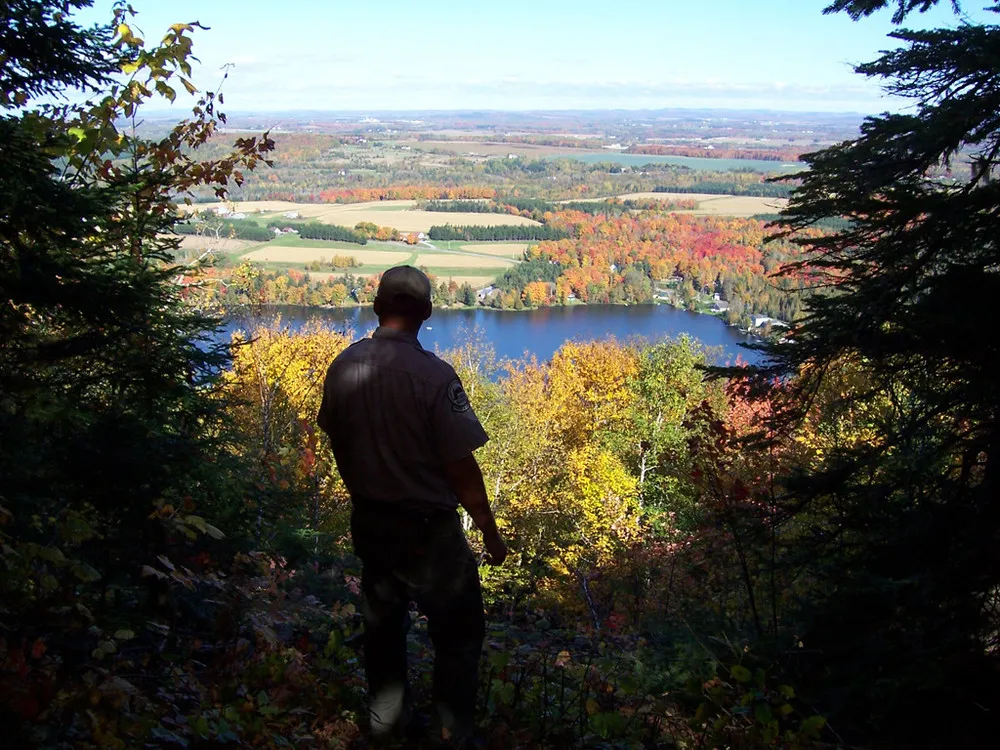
{"left": 443, "top": 454, "right": 507, "bottom": 566}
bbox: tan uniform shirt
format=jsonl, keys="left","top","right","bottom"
{"left": 317, "top": 326, "right": 489, "bottom": 510}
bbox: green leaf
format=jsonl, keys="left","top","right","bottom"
{"left": 730, "top": 664, "right": 752, "bottom": 683}
{"left": 185, "top": 514, "right": 206, "bottom": 531}
{"left": 34, "top": 545, "right": 66, "bottom": 564}
{"left": 182, "top": 514, "right": 225, "bottom": 539}
{"left": 61, "top": 511, "right": 96, "bottom": 543}
{"left": 71, "top": 562, "right": 102, "bottom": 582}
{"left": 800, "top": 715, "right": 827, "bottom": 736}
{"left": 155, "top": 82, "right": 176, "bottom": 103}
{"left": 778, "top": 684, "right": 796, "bottom": 698}
{"left": 754, "top": 703, "right": 773, "bottom": 724}
{"left": 193, "top": 716, "right": 210, "bottom": 738}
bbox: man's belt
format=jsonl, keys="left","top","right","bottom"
{"left": 352, "top": 497, "right": 456, "bottom": 520}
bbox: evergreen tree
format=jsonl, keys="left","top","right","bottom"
{"left": 0, "top": 0, "right": 273, "bottom": 694}
{"left": 746, "top": 1, "right": 1000, "bottom": 742}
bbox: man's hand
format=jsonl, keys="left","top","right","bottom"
{"left": 483, "top": 532, "right": 507, "bottom": 566}
{"left": 444, "top": 454, "right": 507, "bottom": 566}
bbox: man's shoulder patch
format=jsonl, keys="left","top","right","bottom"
{"left": 447, "top": 379, "right": 471, "bottom": 412}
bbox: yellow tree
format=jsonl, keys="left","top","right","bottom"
{"left": 471, "top": 341, "right": 644, "bottom": 621}
{"left": 522, "top": 280, "right": 550, "bottom": 307}
{"left": 223, "top": 321, "right": 351, "bottom": 548}
{"left": 546, "top": 340, "right": 640, "bottom": 448}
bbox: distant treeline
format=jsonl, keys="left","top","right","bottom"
{"left": 424, "top": 196, "right": 697, "bottom": 219}
{"left": 751, "top": 213, "right": 852, "bottom": 232}
{"left": 629, "top": 144, "right": 804, "bottom": 162}
{"left": 562, "top": 198, "right": 698, "bottom": 214}
{"left": 424, "top": 200, "right": 496, "bottom": 213}
{"left": 654, "top": 182, "right": 793, "bottom": 198}
{"left": 427, "top": 224, "right": 571, "bottom": 241}
{"left": 295, "top": 222, "right": 369, "bottom": 244}
{"left": 174, "top": 219, "right": 274, "bottom": 242}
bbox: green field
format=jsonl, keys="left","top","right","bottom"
{"left": 236, "top": 234, "right": 509, "bottom": 286}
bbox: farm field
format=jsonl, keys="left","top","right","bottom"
{"left": 175, "top": 235, "right": 256, "bottom": 253}
{"left": 616, "top": 192, "right": 788, "bottom": 216}
{"left": 184, "top": 200, "right": 541, "bottom": 234}
{"left": 447, "top": 242, "right": 528, "bottom": 258}
{"left": 242, "top": 246, "right": 410, "bottom": 265}
{"left": 237, "top": 234, "right": 513, "bottom": 288}
{"left": 411, "top": 253, "right": 513, "bottom": 268}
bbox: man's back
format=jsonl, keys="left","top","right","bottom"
{"left": 318, "top": 326, "right": 487, "bottom": 511}
{"left": 317, "top": 266, "right": 504, "bottom": 746}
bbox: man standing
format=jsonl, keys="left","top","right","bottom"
{"left": 317, "top": 266, "right": 506, "bottom": 748}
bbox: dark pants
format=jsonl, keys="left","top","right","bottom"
{"left": 351, "top": 503, "right": 486, "bottom": 742}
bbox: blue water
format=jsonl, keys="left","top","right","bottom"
{"left": 222, "top": 304, "right": 763, "bottom": 367}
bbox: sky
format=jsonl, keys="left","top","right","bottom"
{"left": 74, "top": 0, "right": 997, "bottom": 114}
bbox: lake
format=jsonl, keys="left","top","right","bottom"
{"left": 547, "top": 151, "right": 805, "bottom": 173}
{"left": 222, "top": 304, "right": 764, "bottom": 367}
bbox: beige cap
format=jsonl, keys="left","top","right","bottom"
{"left": 376, "top": 265, "right": 432, "bottom": 304}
